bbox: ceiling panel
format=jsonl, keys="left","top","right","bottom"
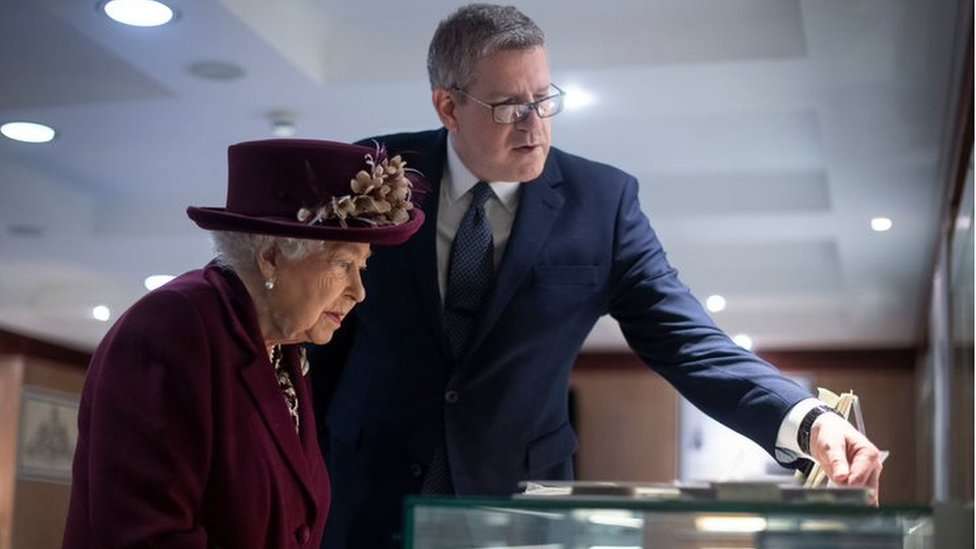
{"left": 642, "top": 171, "right": 831, "bottom": 215}
{"left": 0, "top": 3, "right": 171, "bottom": 109}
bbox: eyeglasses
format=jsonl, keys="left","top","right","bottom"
{"left": 452, "top": 84, "right": 565, "bottom": 124}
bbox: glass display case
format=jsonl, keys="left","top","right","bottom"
{"left": 405, "top": 496, "right": 933, "bottom": 549}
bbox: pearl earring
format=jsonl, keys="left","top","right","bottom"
{"left": 264, "top": 279, "right": 275, "bottom": 290}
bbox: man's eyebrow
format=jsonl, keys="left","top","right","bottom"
{"left": 482, "top": 91, "right": 518, "bottom": 102}
{"left": 483, "top": 86, "right": 552, "bottom": 102}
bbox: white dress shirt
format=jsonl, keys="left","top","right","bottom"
{"left": 436, "top": 137, "right": 522, "bottom": 302}
{"left": 437, "top": 137, "right": 821, "bottom": 463}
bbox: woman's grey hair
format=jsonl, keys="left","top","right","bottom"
{"left": 210, "top": 231, "right": 330, "bottom": 276}
{"left": 427, "top": 4, "right": 544, "bottom": 91}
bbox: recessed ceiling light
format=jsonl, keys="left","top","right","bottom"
{"left": 870, "top": 217, "right": 893, "bottom": 232}
{"left": 732, "top": 334, "right": 753, "bottom": 350}
{"left": 92, "top": 305, "right": 111, "bottom": 322}
{"left": 272, "top": 121, "right": 296, "bottom": 137}
{"left": 562, "top": 84, "right": 596, "bottom": 111}
{"left": 144, "top": 274, "right": 175, "bottom": 291}
{"left": 1, "top": 121, "right": 56, "bottom": 143}
{"left": 705, "top": 294, "right": 726, "bottom": 313}
{"left": 102, "top": 0, "right": 174, "bottom": 27}
{"left": 266, "top": 110, "right": 296, "bottom": 137}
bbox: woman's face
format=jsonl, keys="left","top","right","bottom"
{"left": 266, "top": 241, "right": 370, "bottom": 345}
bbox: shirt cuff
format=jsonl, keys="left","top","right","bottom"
{"left": 774, "top": 398, "right": 824, "bottom": 462}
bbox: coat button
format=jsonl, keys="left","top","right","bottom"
{"left": 409, "top": 463, "right": 423, "bottom": 478}
{"left": 444, "top": 390, "right": 459, "bottom": 403}
{"left": 295, "top": 524, "right": 310, "bottom": 545}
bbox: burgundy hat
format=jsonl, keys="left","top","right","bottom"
{"left": 187, "top": 139, "right": 425, "bottom": 246}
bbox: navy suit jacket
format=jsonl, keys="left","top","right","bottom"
{"left": 310, "top": 128, "right": 812, "bottom": 549}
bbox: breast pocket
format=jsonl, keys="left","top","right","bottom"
{"left": 533, "top": 265, "right": 600, "bottom": 287}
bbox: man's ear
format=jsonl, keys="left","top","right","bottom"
{"left": 432, "top": 88, "right": 459, "bottom": 132}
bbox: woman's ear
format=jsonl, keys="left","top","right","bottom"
{"left": 255, "top": 242, "right": 279, "bottom": 282}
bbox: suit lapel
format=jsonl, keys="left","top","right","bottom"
{"left": 397, "top": 129, "right": 454, "bottom": 360}
{"left": 463, "top": 155, "right": 565, "bottom": 360}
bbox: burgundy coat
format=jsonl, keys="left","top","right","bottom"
{"left": 63, "top": 263, "right": 330, "bottom": 549}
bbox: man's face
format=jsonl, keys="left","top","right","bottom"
{"left": 444, "top": 46, "right": 553, "bottom": 183}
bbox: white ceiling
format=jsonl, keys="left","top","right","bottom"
{"left": 0, "top": 0, "right": 967, "bottom": 352}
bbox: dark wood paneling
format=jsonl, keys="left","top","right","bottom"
{"left": 572, "top": 368, "right": 678, "bottom": 482}
{"left": 0, "top": 329, "right": 90, "bottom": 369}
{"left": 11, "top": 482, "right": 72, "bottom": 549}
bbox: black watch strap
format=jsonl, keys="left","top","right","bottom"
{"left": 797, "top": 404, "right": 839, "bottom": 455}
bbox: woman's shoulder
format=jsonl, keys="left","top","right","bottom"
{"left": 128, "top": 269, "right": 217, "bottom": 324}
{"left": 98, "top": 269, "right": 220, "bottom": 356}
{"left": 85, "top": 270, "right": 222, "bottom": 405}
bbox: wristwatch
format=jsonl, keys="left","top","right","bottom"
{"left": 797, "top": 404, "right": 841, "bottom": 455}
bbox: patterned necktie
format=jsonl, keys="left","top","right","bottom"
{"left": 443, "top": 181, "right": 495, "bottom": 358}
{"left": 421, "top": 182, "right": 495, "bottom": 495}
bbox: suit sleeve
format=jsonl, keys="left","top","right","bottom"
{"left": 82, "top": 290, "right": 213, "bottom": 547}
{"left": 607, "top": 176, "right": 813, "bottom": 460}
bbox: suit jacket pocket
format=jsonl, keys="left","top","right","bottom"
{"left": 526, "top": 421, "right": 579, "bottom": 475}
{"left": 533, "top": 265, "right": 599, "bottom": 287}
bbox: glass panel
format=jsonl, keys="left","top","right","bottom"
{"left": 406, "top": 497, "right": 933, "bottom": 549}
{"left": 948, "top": 152, "right": 974, "bottom": 501}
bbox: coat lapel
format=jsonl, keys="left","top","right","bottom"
{"left": 203, "top": 265, "right": 319, "bottom": 513}
{"left": 239, "top": 359, "right": 317, "bottom": 512}
{"left": 462, "top": 155, "right": 565, "bottom": 361}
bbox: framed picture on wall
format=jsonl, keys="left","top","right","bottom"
{"left": 17, "top": 386, "right": 79, "bottom": 484}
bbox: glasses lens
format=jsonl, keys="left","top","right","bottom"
{"left": 493, "top": 104, "right": 522, "bottom": 123}
{"left": 537, "top": 94, "right": 564, "bottom": 118}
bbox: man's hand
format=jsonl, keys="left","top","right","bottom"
{"left": 809, "top": 412, "right": 884, "bottom": 505}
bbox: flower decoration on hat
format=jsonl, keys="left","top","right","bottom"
{"left": 297, "top": 144, "right": 419, "bottom": 228}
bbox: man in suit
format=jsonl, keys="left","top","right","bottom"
{"left": 311, "top": 5, "right": 884, "bottom": 548}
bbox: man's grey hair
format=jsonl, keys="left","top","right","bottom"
{"left": 427, "top": 3, "right": 545, "bottom": 91}
{"left": 210, "top": 231, "right": 330, "bottom": 277}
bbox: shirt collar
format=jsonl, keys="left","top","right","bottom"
{"left": 445, "top": 136, "right": 520, "bottom": 213}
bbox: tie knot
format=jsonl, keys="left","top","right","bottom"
{"left": 470, "top": 181, "right": 494, "bottom": 209}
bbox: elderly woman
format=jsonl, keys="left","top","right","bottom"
{"left": 63, "top": 139, "right": 424, "bottom": 548}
